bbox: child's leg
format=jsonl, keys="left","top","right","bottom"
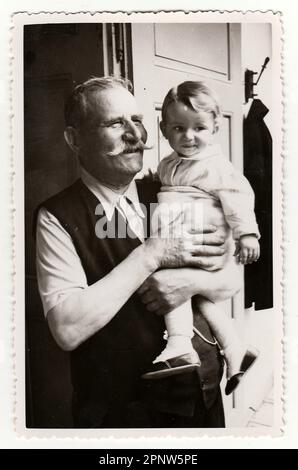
{"left": 195, "top": 296, "right": 259, "bottom": 395}
{"left": 142, "top": 301, "right": 200, "bottom": 379}
{"left": 153, "top": 300, "right": 197, "bottom": 363}
{"left": 195, "top": 297, "right": 247, "bottom": 378}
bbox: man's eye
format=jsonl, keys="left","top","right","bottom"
{"left": 132, "top": 119, "right": 143, "bottom": 127}
{"left": 109, "top": 120, "right": 124, "bottom": 128}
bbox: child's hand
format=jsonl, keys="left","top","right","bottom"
{"left": 234, "top": 235, "right": 260, "bottom": 265}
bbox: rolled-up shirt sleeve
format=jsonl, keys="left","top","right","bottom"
{"left": 36, "top": 207, "right": 88, "bottom": 317}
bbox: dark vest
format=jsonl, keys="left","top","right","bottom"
{"left": 41, "top": 178, "right": 223, "bottom": 427}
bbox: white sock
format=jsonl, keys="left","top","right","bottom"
{"left": 153, "top": 335, "right": 195, "bottom": 363}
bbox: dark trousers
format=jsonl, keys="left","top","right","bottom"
{"left": 98, "top": 372, "right": 225, "bottom": 429}
{"left": 142, "top": 389, "right": 225, "bottom": 428}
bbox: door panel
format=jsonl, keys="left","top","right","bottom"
{"left": 132, "top": 22, "right": 244, "bottom": 425}
{"left": 132, "top": 23, "right": 242, "bottom": 171}
{"left": 154, "top": 23, "right": 229, "bottom": 76}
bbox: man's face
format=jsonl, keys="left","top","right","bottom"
{"left": 77, "top": 87, "right": 146, "bottom": 187}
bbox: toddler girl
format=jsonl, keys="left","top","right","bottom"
{"left": 142, "top": 81, "right": 259, "bottom": 395}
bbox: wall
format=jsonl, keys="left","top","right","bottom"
{"left": 240, "top": 23, "right": 274, "bottom": 420}
{"left": 242, "top": 23, "right": 273, "bottom": 129}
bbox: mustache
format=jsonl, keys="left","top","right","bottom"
{"left": 107, "top": 141, "right": 153, "bottom": 157}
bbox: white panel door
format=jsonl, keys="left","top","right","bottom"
{"left": 132, "top": 22, "right": 245, "bottom": 426}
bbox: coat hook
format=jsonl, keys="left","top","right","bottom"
{"left": 244, "top": 57, "right": 270, "bottom": 103}
{"left": 254, "top": 57, "right": 270, "bottom": 86}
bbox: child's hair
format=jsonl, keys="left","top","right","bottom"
{"left": 161, "top": 81, "right": 221, "bottom": 125}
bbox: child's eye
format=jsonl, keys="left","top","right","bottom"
{"left": 173, "top": 126, "right": 183, "bottom": 132}
{"left": 194, "top": 126, "right": 205, "bottom": 132}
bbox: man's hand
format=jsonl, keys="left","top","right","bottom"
{"left": 138, "top": 221, "right": 229, "bottom": 315}
{"left": 139, "top": 221, "right": 231, "bottom": 316}
{"left": 145, "top": 213, "right": 227, "bottom": 271}
{"left": 138, "top": 269, "right": 195, "bottom": 316}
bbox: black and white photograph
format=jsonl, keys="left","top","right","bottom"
{"left": 12, "top": 11, "right": 282, "bottom": 435}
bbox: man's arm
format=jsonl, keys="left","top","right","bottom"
{"left": 47, "top": 242, "right": 159, "bottom": 351}
{"left": 37, "top": 208, "right": 160, "bottom": 351}
{"left": 138, "top": 265, "right": 242, "bottom": 316}
{"left": 37, "top": 209, "right": 224, "bottom": 351}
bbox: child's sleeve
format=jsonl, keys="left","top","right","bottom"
{"left": 215, "top": 162, "right": 260, "bottom": 240}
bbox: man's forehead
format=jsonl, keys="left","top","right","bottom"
{"left": 86, "top": 86, "right": 138, "bottom": 112}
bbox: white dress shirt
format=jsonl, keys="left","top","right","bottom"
{"left": 36, "top": 168, "right": 145, "bottom": 316}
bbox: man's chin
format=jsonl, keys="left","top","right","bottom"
{"left": 121, "top": 153, "right": 143, "bottom": 174}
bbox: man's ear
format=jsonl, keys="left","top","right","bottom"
{"left": 160, "top": 120, "right": 167, "bottom": 138}
{"left": 64, "top": 126, "right": 80, "bottom": 155}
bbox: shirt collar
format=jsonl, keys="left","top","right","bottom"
{"left": 80, "top": 167, "right": 145, "bottom": 221}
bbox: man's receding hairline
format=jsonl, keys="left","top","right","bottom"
{"left": 85, "top": 83, "right": 133, "bottom": 101}
{"left": 64, "top": 76, "right": 133, "bottom": 127}
{"left": 82, "top": 85, "right": 137, "bottom": 122}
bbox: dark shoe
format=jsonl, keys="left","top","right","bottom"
{"left": 142, "top": 352, "right": 201, "bottom": 380}
{"left": 225, "top": 347, "right": 259, "bottom": 395}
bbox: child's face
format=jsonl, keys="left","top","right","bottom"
{"left": 161, "top": 101, "right": 216, "bottom": 157}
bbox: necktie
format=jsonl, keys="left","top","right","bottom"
{"left": 117, "top": 196, "right": 144, "bottom": 242}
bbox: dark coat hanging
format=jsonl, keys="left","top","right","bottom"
{"left": 243, "top": 98, "right": 273, "bottom": 310}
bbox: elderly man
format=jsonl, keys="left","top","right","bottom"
{"left": 36, "top": 76, "right": 231, "bottom": 428}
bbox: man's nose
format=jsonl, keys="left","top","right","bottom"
{"left": 123, "top": 120, "right": 142, "bottom": 142}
